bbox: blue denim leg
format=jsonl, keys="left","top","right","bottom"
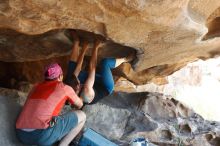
{"left": 16, "top": 129, "right": 44, "bottom": 145}
{"left": 38, "top": 112, "right": 78, "bottom": 145}
{"left": 65, "top": 59, "right": 116, "bottom": 104}
{"left": 65, "top": 61, "right": 88, "bottom": 84}
{"left": 16, "top": 112, "right": 78, "bottom": 146}
{"left": 97, "top": 58, "right": 116, "bottom": 94}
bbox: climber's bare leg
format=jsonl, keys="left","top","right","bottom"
{"left": 82, "top": 40, "right": 102, "bottom": 103}
{"left": 70, "top": 30, "right": 80, "bottom": 62}
{"left": 73, "top": 41, "right": 89, "bottom": 77}
{"left": 59, "top": 111, "right": 86, "bottom": 146}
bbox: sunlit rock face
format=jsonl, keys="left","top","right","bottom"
{"left": 1, "top": 0, "right": 220, "bottom": 73}
{"left": 1, "top": 1, "right": 220, "bottom": 145}
{"left": 116, "top": 56, "right": 220, "bottom": 122}
{"left": 163, "top": 56, "right": 220, "bottom": 122}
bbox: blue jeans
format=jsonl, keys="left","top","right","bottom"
{"left": 16, "top": 112, "right": 78, "bottom": 146}
{"left": 65, "top": 58, "right": 116, "bottom": 104}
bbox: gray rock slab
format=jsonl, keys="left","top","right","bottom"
{"left": 0, "top": 95, "right": 24, "bottom": 146}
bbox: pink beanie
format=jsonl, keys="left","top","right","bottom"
{"left": 44, "top": 63, "right": 63, "bottom": 80}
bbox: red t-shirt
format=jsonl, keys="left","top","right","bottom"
{"left": 16, "top": 80, "right": 78, "bottom": 129}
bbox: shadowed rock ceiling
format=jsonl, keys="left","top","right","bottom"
{"left": 1, "top": 0, "right": 220, "bottom": 85}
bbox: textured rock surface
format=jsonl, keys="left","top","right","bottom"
{"left": 0, "top": 88, "right": 24, "bottom": 146}
{"left": 0, "top": 29, "right": 137, "bottom": 87}
{"left": 0, "top": 29, "right": 135, "bottom": 62}
{"left": 115, "top": 56, "right": 220, "bottom": 122}
{"left": 81, "top": 92, "right": 220, "bottom": 145}
{"left": 1, "top": 0, "right": 220, "bottom": 73}
{"left": 1, "top": 1, "right": 220, "bottom": 145}
{"left": 2, "top": 87, "right": 220, "bottom": 146}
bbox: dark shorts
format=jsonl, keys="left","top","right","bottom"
{"left": 64, "top": 58, "right": 116, "bottom": 104}
{"left": 16, "top": 112, "right": 78, "bottom": 146}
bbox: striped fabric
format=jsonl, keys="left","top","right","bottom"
{"left": 16, "top": 80, "right": 78, "bottom": 129}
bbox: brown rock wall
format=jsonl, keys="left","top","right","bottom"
{"left": 1, "top": 0, "right": 220, "bottom": 85}
{"left": 0, "top": 0, "right": 220, "bottom": 73}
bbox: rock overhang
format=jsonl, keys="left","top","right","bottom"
{"left": 1, "top": 0, "right": 220, "bottom": 85}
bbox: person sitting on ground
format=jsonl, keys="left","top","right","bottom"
{"left": 16, "top": 63, "right": 86, "bottom": 146}
{"left": 65, "top": 30, "right": 134, "bottom": 104}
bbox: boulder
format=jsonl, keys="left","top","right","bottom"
{"left": 0, "top": 0, "right": 220, "bottom": 77}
